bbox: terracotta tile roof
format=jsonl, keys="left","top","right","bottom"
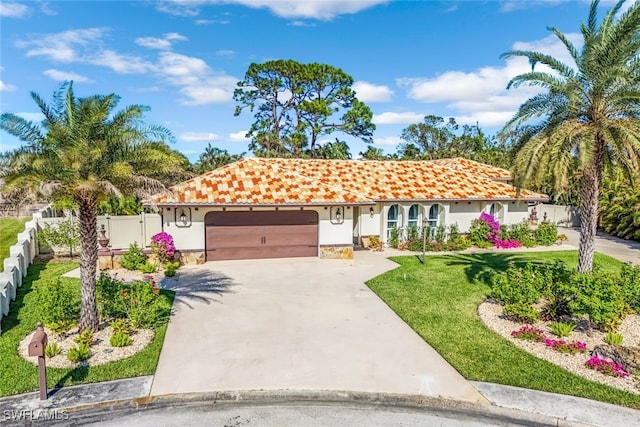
{"left": 427, "top": 157, "right": 512, "bottom": 180}
{"left": 149, "top": 158, "right": 546, "bottom": 206}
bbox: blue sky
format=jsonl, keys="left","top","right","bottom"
{"left": 0, "top": 0, "right": 631, "bottom": 161}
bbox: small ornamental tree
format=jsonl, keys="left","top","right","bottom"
{"left": 39, "top": 218, "right": 80, "bottom": 258}
{"left": 150, "top": 232, "right": 176, "bottom": 263}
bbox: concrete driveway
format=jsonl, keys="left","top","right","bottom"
{"left": 151, "top": 251, "right": 485, "bottom": 404}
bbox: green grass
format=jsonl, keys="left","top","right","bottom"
{"left": 0, "top": 261, "right": 174, "bottom": 397}
{"left": 0, "top": 217, "right": 29, "bottom": 272}
{"left": 366, "top": 250, "right": 640, "bottom": 409}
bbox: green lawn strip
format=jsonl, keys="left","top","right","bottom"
{"left": 366, "top": 250, "right": 640, "bottom": 409}
{"left": 0, "top": 217, "right": 29, "bottom": 272}
{"left": 0, "top": 261, "right": 174, "bottom": 397}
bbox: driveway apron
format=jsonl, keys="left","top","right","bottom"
{"left": 151, "top": 251, "right": 485, "bottom": 403}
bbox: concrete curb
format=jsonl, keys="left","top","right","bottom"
{"left": 18, "top": 389, "right": 586, "bottom": 426}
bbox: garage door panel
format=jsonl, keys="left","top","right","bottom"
{"left": 206, "top": 245, "right": 317, "bottom": 261}
{"left": 204, "top": 211, "right": 319, "bottom": 261}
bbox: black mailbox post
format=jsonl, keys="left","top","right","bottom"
{"left": 28, "top": 322, "right": 48, "bottom": 400}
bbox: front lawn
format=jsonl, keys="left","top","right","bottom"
{"left": 0, "top": 217, "right": 29, "bottom": 271}
{"left": 0, "top": 261, "right": 174, "bottom": 397}
{"left": 366, "top": 251, "right": 640, "bottom": 409}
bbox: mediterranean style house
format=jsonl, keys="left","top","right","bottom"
{"left": 146, "top": 157, "right": 546, "bottom": 261}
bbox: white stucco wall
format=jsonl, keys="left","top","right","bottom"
{"left": 504, "top": 202, "right": 530, "bottom": 225}
{"left": 162, "top": 206, "right": 353, "bottom": 251}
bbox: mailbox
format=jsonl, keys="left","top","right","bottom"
{"left": 28, "top": 329, "right": 48, "bottom": 357}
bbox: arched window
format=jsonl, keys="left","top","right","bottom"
{"left": 408, "top": 204, "right": 420, "bottom": 228}
{"left": 487, "top": 202, "right": 504, "bottom": 223}
{"left": 387, "top": 204, "right": 399, "bottom": 229}
{"left": 428, "top": 204, "right": 443, "bottom": 228}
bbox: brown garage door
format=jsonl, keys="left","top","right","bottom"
{"left": 205, "top": 210, "right": 319, "bottom": 261}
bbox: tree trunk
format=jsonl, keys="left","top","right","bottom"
{"left": 77, "top": 194, "right": 99, "bottom": 331}
{"left": 577, "top": 137, "right": 604, "bottom": 274}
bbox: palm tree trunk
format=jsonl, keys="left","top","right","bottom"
{"left": 77, "top": 193, "right": 99, "bottom": 331}
{"left": 577, "top": 138, "right": 604, "bottom": 273}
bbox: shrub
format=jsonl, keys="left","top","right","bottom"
{"left": 73, "top": 328, "right": 94, "bottom": 346}
{"left": 110, "top": 332, "right": 132, "bottom": 347}
{"left": 67, "top": 344, "right": 91, "bottom": 363}
{"left": 511, "top": 325, "right": 546, "bottom": 342}
{"left": 585, "top": 356, "right": 629, "bottom": 378}
{"left": 389, "top": 226, "right": 400, "bottom": 248}
{"left": 491, "top": 262, "right": 544, "bottom": 306}
{"left": 544, "top": 339, "right": 586, "bottom": 354}
{"left": 569, "top": 269, "right": 626, "bottom": 333}
{"left": 150, "top": 232, "right": 176, "bottom": 263}
{"left": 506, "top": 222, "right": 536, "bottom": 248}
{"left": 434, "top": 225, "right": 446, "bottom": 244}
{"left": 550, "top": 321, "right": 575, "bottom": 338}
{"left": 163, "top": 261, "right": 180, "bottom": 277}
{"left": 47, "top": 320, "right": 76, "bottom": 336}
{"left": 96, "top": 273, "right": 128, "bottom": 320}
{"left": 540, "top": 261, "right": 574, "bottom": 321}
{"left": 535, "top": 222, "right": 558, "bottom": 246}
{"left": 110, "top": 318, "right": 131, "bottom": 335}
{"left": 604, "top": 332, "right": 624, "bottom": 346}
{"left": 34, "top": 278, "right": 80, "bottom": 332}
{"left": 122, "top": 279, "right": 172, "bottom": 328}
{"left": 121, "top": 243, "right": 146, "bottom": 271}
{"left": 367, "top": 236, "right": 383, "bottom": 250}
{"left": 503, "top": 303, "right": 540, "bottom": 323}
{"left": 469, "top": 218, "right": 491, "bottom": 246}
{"left": 139, "top": 260, "right": 158, "bottom": 274}
{"left": 619, "top": 263, "right": 640, "bottom": 313}
{"left": 45, "top": 342, "right": 61, "bottom": 358}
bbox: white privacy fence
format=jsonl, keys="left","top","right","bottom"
{"left": 0, "top": 209, "right": 41, "bottom": 336}
{"left": 39, "top": 212, "right": 162, "bottom": 251}
{"left": 528, "top": 203, "right": 580, "bottom": 228}
{"left": 0, "top": 208, "right": 161, "bottom": 335}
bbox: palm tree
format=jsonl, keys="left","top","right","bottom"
{"left": 0, "top": 82, "right": 188, "bottom": 330}
{"left": 502, "top": 0, "right": 640, "bottom": 273}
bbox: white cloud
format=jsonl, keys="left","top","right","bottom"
{"left": 499, "top": 0, "right": 568, "bottom": 13}
{"left": 373, "top": 136, "right": 402, "bottom": 146}
{"left": 135, "top": 33, "right": 187, "bottom": 50}
{"left": 0, "top": 81, "right": 17, "bottom": 91}
{"left": 90, "top": 50, "right": 155, "bottom": 74}
{"left": 216, "top": 49, "right": 235, "bottom": 58}
{"left": 353, "top": 81, "right": 393, "bottom": 103}
{"left": 156, "top": 52, "right": 237, "bottom": 105}
{"left": 43, "top": 69, "right": 94, "bottom": 83}
{"left": 195, "top": 18, "right": 230, "bottom": 25}
{"left": 0, "top": 2, "right": 31, "bottom": 18}
{"left": 373, "top": 112, "right": 423, "bottom": 125}
{"left": 40, "top": 2, "right": 57, "bottom": 15}
{"left": 157, "top": 0, "right": 387, "bottom": 20}
{"left": 228, "top": 130, "right": 249, "bottom": 142}
{"left": 15, "top": 28, "right": 235, "bottom": 105}
{"left": 17, "top": 28, "right": 105, "bottom": 62}
{"left": 397, "top": 33, "right": 580, "bottom": 128}
{"left": 179, "top": 131, "right": 220, "bottom": 142}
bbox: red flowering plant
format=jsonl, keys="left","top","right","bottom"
{"left": 544, "top": 338, "right": 587, "bottom": 354}
{"left": 150, "top": 232, "right": 176, "bottom": 263}
{"left": 511, "top": 325, "right": 546, "bottom": 342}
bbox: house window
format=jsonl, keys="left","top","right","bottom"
{"left": 488, "top": 202, "right": 504, "bottom": 223}
{"left": 428, "top": 204, "right": 443, "bottom": 228}
{"left": 387, "top": 204, "right": 399, "bottom": 238}
{"left": 408, "top": 204, "right": 420, "bottom": 228}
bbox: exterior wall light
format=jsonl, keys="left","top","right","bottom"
{"left": 330, "top": 206, "right": 344, "bottom": 224}
{"left": 175, "top": 207, "right": 192, "bottom": 227}
{"left": 369, "top": 207, "right": 374, "bottom": 218}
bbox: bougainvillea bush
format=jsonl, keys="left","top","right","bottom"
{"left": 150, "top": 232, "right": 176, "bottom": 263}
